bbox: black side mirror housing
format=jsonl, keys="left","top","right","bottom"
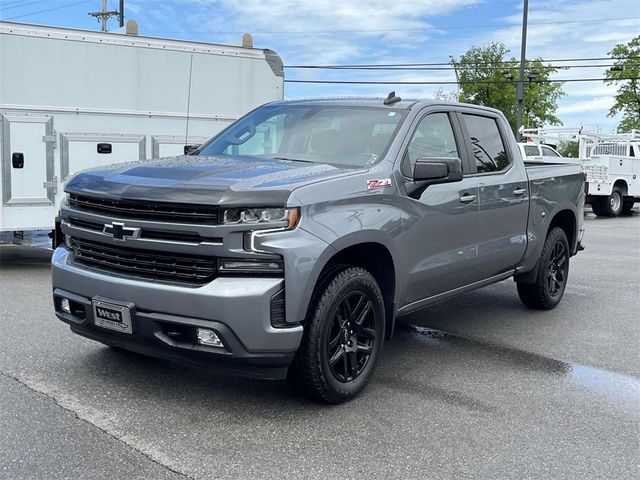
{"left": 408, "top": 157, "right": 463, "bottom": 198}
{"left": 184, "top": 144, "right": 201, "bottom": 155}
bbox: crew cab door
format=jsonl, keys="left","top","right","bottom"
{"left": 458, "top": 112, "right": 529, "bottom": 278}
{"left": 398, "top": 110, "right": 483, "bottom": 304}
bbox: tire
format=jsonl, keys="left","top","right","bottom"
{"left": 621, "top": 200, "right": 635, "bottom": 216}
{"left": 600, "top": 187, "right": 625, "bottom": 217}
{"left": 287, "top": 267, "right": 385, "bottom": 404}
{"left": 517, "top": 227, "right": 570, "bottom": 310}
{"left": 590, "top": 197, "right": 606, "bottom": 217}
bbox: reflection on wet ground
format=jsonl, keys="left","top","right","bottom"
{"left": 400, "top": 323, "right": 640, "bottom": 411}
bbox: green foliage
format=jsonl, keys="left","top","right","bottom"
{"left": 557, "top": 141, "right": 579, "bottom": 158}
{"left": 452, "top": 42, "right": 565, "bottom": 133}
{"left": 605, "top": 36, "right": 640, "bottom": 133}
{"left": 431, "top": 88, "right": 458, "bottom": 102}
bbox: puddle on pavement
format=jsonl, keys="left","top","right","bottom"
{"left": 405, "top": 324, "right": 640, "bottom": 408}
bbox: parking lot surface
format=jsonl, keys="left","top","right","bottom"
{"left": 1, "top": 211, "right": 638, "bottom": 479}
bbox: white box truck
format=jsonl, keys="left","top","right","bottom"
{"left": 0, "top": 21, "right": 284, "bottom": 237}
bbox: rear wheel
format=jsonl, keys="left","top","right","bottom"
{"left": 517, "top": 227, "right": 570, "bottom": 310}
{"left": 287, "top": 267, "right": 384, "bottom": 404}
{"left": 598, "top": 187, "right": 625, "bottom": 217}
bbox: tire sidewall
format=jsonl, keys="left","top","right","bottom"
{"left": 316, "top": 271, "right": 385, "bottom": 397}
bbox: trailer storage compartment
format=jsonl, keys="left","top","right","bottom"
{"left": 0, "top": 21, "right": 284, "bottom": 233}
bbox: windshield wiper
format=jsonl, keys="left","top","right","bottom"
{"left": 272, "top": 157, "right": 316, "bottom": 164}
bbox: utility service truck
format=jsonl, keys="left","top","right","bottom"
{"left": 521, "top": 128, "right": 639, "bottom": 217}
{"left": 0, "top": 21, "right": 284, "bottom": 237}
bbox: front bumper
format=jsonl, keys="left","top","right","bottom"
{"left": 51, "top": 247, "right": 303, "bottom": 379}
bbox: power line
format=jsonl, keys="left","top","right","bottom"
{"left": 0, "top": 0, "right": 37, "bottom": 7}
{"left": 282, "top": 63, "right": 637, "bottom": 72}
{"left": 0, "top": 0, "right": 49, "bottom": 12}
{"left": 3, "top": 0, "right": 92, "bottom": 20}
{"left": 284, "top": 77, "right": 637, "bottom": 85}
{"left": 140, "top": 16, "right": 640, "bottom": 35}
{"left": 284, "top": 57, "right": 631, "bottom": 69}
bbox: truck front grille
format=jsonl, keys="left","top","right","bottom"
{"left": 70, "top": 238, "right": 217, "bottom": 285}
{"left": 68, "top": 194, "right": 220, "bottom": 224}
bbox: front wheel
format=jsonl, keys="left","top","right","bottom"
{"left": 517, "top": 227, "right": 570, "bottom": 310}
{"left": 287, "top": 267, "right": 385, "bottom": 404}
{"left": 621, "top": 200, "right": 636, "bottom": 216}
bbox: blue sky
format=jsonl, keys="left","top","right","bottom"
{"left": 1, "top": 0, "right": 639, "bottom": 131}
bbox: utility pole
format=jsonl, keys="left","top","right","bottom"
{"left": 89, "top": 0, "right": 119, "bottom": 32}
{"left": 449, "top": 55, "right": 460, "bottom": 102}
{"left": 516, "top": 0, "right": 529, "bottom": 140}
{"left": 119, "top": 0, "right": 125, "bottom": 27}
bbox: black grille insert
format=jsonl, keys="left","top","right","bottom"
{"left": 70, "top": 238, "right": 217, "bottom": 284}
{"left": 68, "top": 194, "right": 220, "bottom": 224}
{"left": 67, "top": 217, "right": 219, "bottom": 244}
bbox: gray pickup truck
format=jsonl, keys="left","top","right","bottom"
{"left": 52, "top": 96, "right": 585, "bottom": 403}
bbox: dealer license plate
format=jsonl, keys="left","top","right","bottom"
{"left": 92, "top": 299, "right": 133, "bottom": 334}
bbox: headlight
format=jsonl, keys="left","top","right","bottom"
{"left": 223, "top": 207, "right": 300, "bottom": 229}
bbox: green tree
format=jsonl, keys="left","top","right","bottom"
{"left": 432, "top": 87, "right": 458, "bottom": 102}
{"left": 452, "top": 42, "right": 565, "bottom": 133}
{"left": 557, "top": 141, "right": 579, "bottom": 158}
{"left": 605, "top": 36, "right": 640, "bottom": 133}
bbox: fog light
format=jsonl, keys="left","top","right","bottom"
{"left": 196, "top": 328, "right": 223, "bottom": 348}
{"left": 60, "top": 298, "right": 71, "bottom": 314}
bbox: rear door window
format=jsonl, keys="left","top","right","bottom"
{"left": 523, "top": 145, "right": 540, "bottom": 157}
{"left": 541, "top": 146, "right": 561, "bottom": 157}
{"left": 462, "top": 114, "right": 511, "bottom": 173}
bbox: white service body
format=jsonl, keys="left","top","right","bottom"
{"left": 581, "top": 142, "right": 640, "bottom": 199}
{"left": 0, "top": 21, "right": 284, "bottom": 232}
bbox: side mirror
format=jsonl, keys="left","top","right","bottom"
{"left": 184, "top": 144, "right": 201, "bottom": 155}
{"left": 413, "top": 157, "right": 463, "bottom": 182}
{"left": 408, "top": 157, "right": 463, "bottom": 198}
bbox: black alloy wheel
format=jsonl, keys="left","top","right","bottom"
{"left": 287, "top": 266, "right": 385, "bottom": 403}
{"left": 517, "top": 227, "right": 570, "bottom": 310}
{"left": 326, "top": 291, "right": 377, "bottom": 383}
{"left": 547, "top": 240, "right": 568, "bottom": 298}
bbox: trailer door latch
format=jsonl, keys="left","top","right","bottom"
{"left": 43, "top": 176, "right": 58, "bottom": 194}
{"left": 42, "top": 133, "right": 57, "bottom": 148}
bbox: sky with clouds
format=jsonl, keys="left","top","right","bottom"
{"left": 1, "top": 0, "right": 639, "bottom": 131}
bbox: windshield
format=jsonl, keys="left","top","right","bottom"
{"left": 198, "top": 104, "right": 407, "bottom": 167}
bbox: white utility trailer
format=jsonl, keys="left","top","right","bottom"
{"left": 521, "top": 128, "right": 640, "bottom": 217}
{"left": 0, "top": 21, "right": 284, "bottom": 235}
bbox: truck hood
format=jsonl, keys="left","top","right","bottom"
{"left": 65, "top": 155, "right": 363, "bottom": 206}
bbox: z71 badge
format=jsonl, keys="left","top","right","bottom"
{"left": 367, "top": 178, "right": 392, "bottom": 189}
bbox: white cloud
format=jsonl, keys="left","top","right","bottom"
{"left": 469, "top": 0, "right": 639, "bottom": 129}
{"left": 125, "top": 0, "right": 638, "bottom": 130}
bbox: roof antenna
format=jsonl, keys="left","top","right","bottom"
{"left": 383, "top": 91, "right": 401, "bottom": 105}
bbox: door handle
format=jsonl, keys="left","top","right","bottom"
{"left": 12, "top": 152, "right": 24, "bottom": 168}
{"left": 459, "top": 194, "right": 476, "bottom": 204}
{"left": 513, "top": 188, "right": 527, "bottom": 196}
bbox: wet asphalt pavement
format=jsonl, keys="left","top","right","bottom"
{"left": 1, "top": 210, "right": 639, "bottom": 479}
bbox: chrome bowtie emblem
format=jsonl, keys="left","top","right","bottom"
{"left": 103, "top": 222, "right": 141, "bottom": 241}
